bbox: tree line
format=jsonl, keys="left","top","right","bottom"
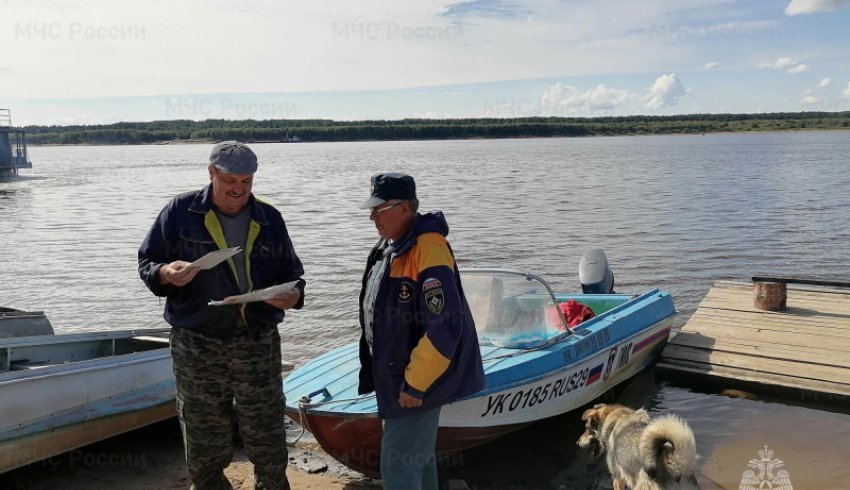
{"left": 23, "top": 112, "right": 850, "bottom": 145}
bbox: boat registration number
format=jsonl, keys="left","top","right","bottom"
{"left": 479, "top": 367, "right": 590, "bottom": 417}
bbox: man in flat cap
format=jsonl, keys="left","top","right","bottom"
{"left": 357, "top": 173, "right": 484, "bottom": 490}
{"left": 139, "top": 141, "right": 304, "bottom": 489}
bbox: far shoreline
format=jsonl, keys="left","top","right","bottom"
{"left": 20, "top": 111, "right": 850, "bottom": 146}
{"left": 26, "top": 126, "right": 850, "bottom": 147}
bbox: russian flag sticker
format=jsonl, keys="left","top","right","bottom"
{"left": 586, "top": 363, "right": 603, "bottom": 385}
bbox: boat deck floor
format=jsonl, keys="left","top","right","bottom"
{"left": 658, "top": 281, "right": 850, "bottom": 398}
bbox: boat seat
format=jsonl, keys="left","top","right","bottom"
{"left": 9, "top": 360, "right": 52, "bottom": 371}
{"left": 131, "top": 335, "right": 170, "bottom": 344}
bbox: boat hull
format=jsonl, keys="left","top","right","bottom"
{"left": 0, "top": 385, "right": 175, "bottom": 473}
{"left": 287, "top": 410, "right": 531, "bottom": 477}
{"left": 0, "top": 329, "right": 176, "bottom": 473}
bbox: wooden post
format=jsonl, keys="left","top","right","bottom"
{"left": 754, "top": 281, "right": 787, "bottom": 311}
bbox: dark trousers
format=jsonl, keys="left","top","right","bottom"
{"left": 171, "top": 325, "right": 289, "bottom": 490}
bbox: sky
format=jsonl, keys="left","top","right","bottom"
{"left": 2, "top": 0, "right": 850, "bottom": 125}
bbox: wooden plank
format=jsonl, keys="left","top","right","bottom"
{"left": 701, "top": 291, "right": 850, "bottom": 310}
{"left": 698, "top": 302, "right": 850, "bottom": 319}
{"left": 668, "top": 332, "right": 850, "bottom": 368}
{"left": 695, "top": 305, "right": 850, "bottom": 326}
{"left": 682, "top": 310, "right": 850, "bottom": 338}
{"left": 752, "top": 276, "right": 850, "bottom": 288}
{"left": 672, "top": 327, "right": 843, "bottom": 354}
{"left": 672, "top": 323, "right": 850, "bottom": 355}
{"left": 698, "top": 297, "right": 850, "bottom": 321}
{"left": 697, "top": 297, "right": 850, "bottom": 321}
{"left": 696, "top": 301, "right": 850, "bottom": 322}
{"left": 685, "top": 313, "right": 850, "bottom": 339}
{"left": 700, "top": 292, "right": 850, "bottom": 315}
{"left": 689, "top": 316, "right": 850, "bottom": 337}
{"left": 656, "top": 361, "right": 850, "bottom": 397}
{"left": 661, "top": 345, "right": 850, "bottom": 385}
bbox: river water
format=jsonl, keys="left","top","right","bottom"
{"left": 2, "top": 131, "right": 849, "bottom": 488}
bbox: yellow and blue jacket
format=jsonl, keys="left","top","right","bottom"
{"left": 358, "top": 212, "right": 485, "bottom": 419}
{"left": 138, "top": 185, "right": 305, "bottom": 339}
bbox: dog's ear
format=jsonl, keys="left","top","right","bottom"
{"left": 581, "top": 407, "right": 597, "bottom": 422}
{"left": 592, "top": 403, "right": 607, "bottom": 409}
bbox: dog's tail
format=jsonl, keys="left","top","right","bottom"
{"left": 640, "top": 414, "right": 698, "bottom": 484}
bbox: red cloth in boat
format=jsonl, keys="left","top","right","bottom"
{"left": 549, "top": 299, "right": 596, "bottom": 331}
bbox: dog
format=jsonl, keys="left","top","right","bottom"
{"left": 577, "top": 403, "right": 700, "bottom": 490}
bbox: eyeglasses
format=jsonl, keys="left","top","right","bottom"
{"left": 370, "top": 202, "right": 403, "bottom": 217}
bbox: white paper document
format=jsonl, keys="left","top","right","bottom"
{"left": 189, "top": 246, "right": 242, "bottom": 270}
{"left": 208, "top": 280, "right": 299, "bottom": 306}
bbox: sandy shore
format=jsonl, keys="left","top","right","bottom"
{"left": 0, "top": 419, "right": 379, "bottom": 490}
{"left": 0, "top": 408, "right": 612, "bottom": 489}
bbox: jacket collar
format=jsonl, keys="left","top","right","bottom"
{"left": 188, "top": 184, "right": 269, "bottom": 225}
{"left": 391, "top": 211, "right": 449, "bottom": 255}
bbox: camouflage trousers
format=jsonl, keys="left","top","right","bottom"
{"left": 170, "top": 325, "right": 289, "bottom": 490}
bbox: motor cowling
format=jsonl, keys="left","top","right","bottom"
{"left": 579, "top": 248, "right": 614, "bottom": 294}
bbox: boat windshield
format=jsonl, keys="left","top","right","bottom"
{"left": 460, "top": 269, "right": 569, "bottom": 349}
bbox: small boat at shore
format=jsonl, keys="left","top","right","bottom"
{"left": 284, "top": 255, "right": 676, "bottom": 477}
{"left": 0, "top": 308, "right": 175, "bottom": 473}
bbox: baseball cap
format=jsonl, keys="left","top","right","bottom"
{"left": 361, "top": 173, "right": 417, "bottom": 209}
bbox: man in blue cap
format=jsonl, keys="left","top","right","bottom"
{"left": 357, "top": 173, "right": 485, "bottom": 490}
{"left": 139, "top": 141, "right": 305, "bottom": 489}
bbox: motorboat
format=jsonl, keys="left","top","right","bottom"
{"left": 283, "top": 253, "right": 676, "bottom": 476}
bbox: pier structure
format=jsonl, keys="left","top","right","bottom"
{"left": 658, "top": 278, "right": 850, "bottom": 401}
{"left": 0, "top": 109, "right": 32, "bottom": 177}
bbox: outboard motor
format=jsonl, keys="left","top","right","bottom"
{"left": 579, "top": 248, "right": 614, "bottom": 294}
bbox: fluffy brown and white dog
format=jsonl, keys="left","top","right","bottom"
{"left": 577, "top": 403, "right": 700, "bottom": 490}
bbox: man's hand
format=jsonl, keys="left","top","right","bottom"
{"left": 159, "top": 261, "right": 201, "bottom": 286}
{"left": 265, "top": 288, "right": 301, "bottom": 310}
{"left": 398, "top": 391, "right": 423, "bottom": 408}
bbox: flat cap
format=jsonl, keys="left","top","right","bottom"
{"left": 209, "top": 141, "right": 258, "bottom": 174}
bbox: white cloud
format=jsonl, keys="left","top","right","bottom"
{"left": 800, "top": 89, "right": 821, "bottom": 105}
{"left": 540, "top": 83, "right": 635, "bottom": 115}
{"left": 644, "top": 74, "right": 686, "bottom": 110}
{"left": 787, "top": 64, "right": 810, "bottom": 74}
{"left": 818, "top": 78, "right": 831, "bottom": 88}
{"left": 703, "top": 61, "right": 720, "bottom": 70}
{"left": 785, "top": 0, "right": 850, "bottom": 15}
{"left": 759, "top": 57, "right": 797, "bottom": 69}
{"left": 844, "top": 81, "right": 850, "bottom": 98}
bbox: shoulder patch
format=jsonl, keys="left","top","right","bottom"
{"left": 425, "top": 288, "right": 445, "bottom": 315}
{"left": 422, "top": 277, "right": 442, "bottom": 291}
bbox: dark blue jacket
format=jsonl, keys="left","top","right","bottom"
{"left": 138, "top": 185, "right": 305, "bottom": 338}
{"left": 358, "top": 212, "right": 485, "bottom": 419}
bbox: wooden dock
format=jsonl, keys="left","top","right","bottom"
{"left": 658, "top": 280, "right": 850, "bottom": 398}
